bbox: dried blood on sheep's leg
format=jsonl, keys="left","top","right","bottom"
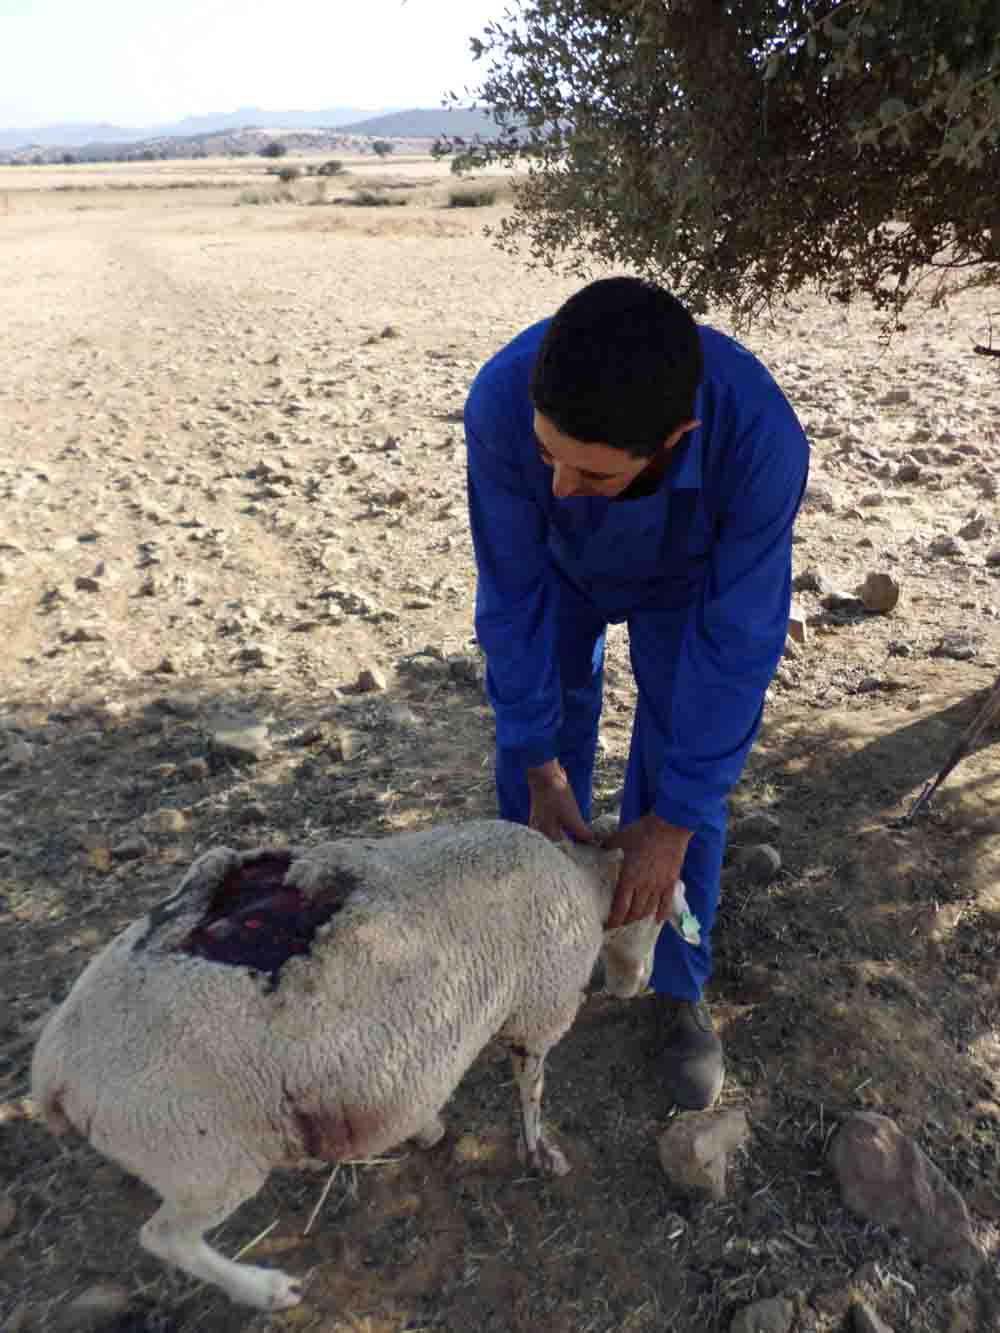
{"left": 510, "top": 1045, "right": 570, "bottom": 1177}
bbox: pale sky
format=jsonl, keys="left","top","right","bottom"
{"left": 0, "top": 0, "right": 509, "bottom": 127}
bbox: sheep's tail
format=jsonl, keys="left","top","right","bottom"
{"left": 31, "top": 1036, "right": 72, "bottom": 1135}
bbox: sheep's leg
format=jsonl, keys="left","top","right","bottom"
{"left": 411, "top": 1113, "right": 446, "bottom": 1149}
{"left": 510, "top": 1045, "right": 570, "bottom": 1177}
{"left": 140, "top": 1180, "right": 303, "bottom": 1310}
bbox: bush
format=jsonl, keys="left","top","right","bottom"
{"left": 259, "top": 141, "right": 287, "bottom": 159}
{"left": 352, "top": 188, "right": 407, "bottom": 207}
{"left": 372, "top": 139, "right": 395, "bottom": 158}
{"left": 278, "top": 165, "right": 301, "bottom": 183}
{"left": 461, "top": 0, "right": 1000, "bottom": 322}
{"left": 236, "top": 186, "right": 297, "bottom": 207}
{"left": 448, "top": 187, "right": 497, "bottom": 208}
{"left": 317, "top": 159, "right": 345, "bottom": 176}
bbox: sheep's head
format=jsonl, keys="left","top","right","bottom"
{"left": 600, "top": 917, "right": 663, "bottom": 998}
{"left": 561, "top": 837, "right": 663, "bottom": 997}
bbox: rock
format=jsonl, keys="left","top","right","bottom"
{"left": 356, "top": 665, "right": 387, "bottom": 693}
{"left": 793, "top": 568, "right": 834, "bottom": 595}
{"left": 782, "top": 635, "right": 801, "bottom": 660}
{"left": 731, "top": 811, "right": 781, "bottom": 842}
{"left": 986, "top": 548, "right": 1000, "bottom": 567}
{"left": 896, "top": 457, "right": 922, "bottom": 482}
{"left": 657, "top": 1108, "right": 749, "bottom": 1201}
{"left": 156, "top": 693, "right": 201, "bottom": 719}
{"left": 0, "top": 1192, "right": 16, "bottom": 1234}
{"left": 958, "top": 513, "right": 988, "bottom": 541}
{"left": 235, "top": 644, "right": 277, "bottom": 670}
{"left": 742, "top": 844, "right": 782, "bottom": 885}
{"left": 111, "top": 836, "right": 149, "bottom": 863}
{"left": 931, "top": 634, "right": 978, "bottom": 662}
{"left": 729, "top": 1295, "right": 797, "bottom": 1333}
{"left": 828, "top": 1112, "right": 983, "bottom": 1274}
{"left": 74, "top": 575, "right": 101, "bottom": 593}
{"left": 181, "top": 757, "right": 211, "bottom": 781}
{"left": 802, "top": 486, "right": 838, "bottom": 512}
{"left": 209, "top": 716, "right": 272, "bottom": 764}
{"left": 787, "top": 603, "right": 808, "bottom": 644}
{"left": 859, "top": 491, "right": 885, "bottom": 507}
{"left": 858, "top": 572, "right": 900, "bottom": 614}
{"left": 887, "top": 640, "right": 912, "bottom": 657}
{"left": 852, "top": 1299, "right": 895, "bottom": 1333}
{"left": 143, "top": 807, "right": 188, "bottom": 835}
{"left": 930, "top": 534, "right": 965, "bottom": 558}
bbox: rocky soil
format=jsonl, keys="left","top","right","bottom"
{"left": 1, "top": 160, "right": 999, "bottom": 1333}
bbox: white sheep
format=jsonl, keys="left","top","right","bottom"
{"left": 32, "top": 819, "right": 669, "bottom": 1311}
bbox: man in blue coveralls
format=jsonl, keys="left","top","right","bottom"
{"left": 464, "top": 276, "right": 810, "bottom": 1109}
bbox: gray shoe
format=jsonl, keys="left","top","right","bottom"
{"left": 653, "top": 996, "right": 725, "bottom": 1109}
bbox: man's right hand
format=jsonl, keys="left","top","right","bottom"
{"left": 526, "top": 759, "right": 596, "bottom": 844}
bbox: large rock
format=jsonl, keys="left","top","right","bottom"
{"left": 828, "top": 1112, "right": 983, "bottom": 1274}
{"left": 729, "top": 1295, "right": 797, "bottom": 1333}
{"left": 657, "top": 1109, "right": 749, "bottom": 1201}
{"left": 858, "top": 572, "right": 900, "bottom": 614}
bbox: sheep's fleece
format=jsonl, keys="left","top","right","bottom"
{"left": 32, "top": 819, "right": 664, "bottom": 1311}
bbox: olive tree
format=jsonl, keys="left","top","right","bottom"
{"left": 446, "top": 0, "right": 999, "bottom": 323}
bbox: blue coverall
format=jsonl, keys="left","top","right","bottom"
{"left": 465, "top": 319, "right": 810, "bottom": 1001}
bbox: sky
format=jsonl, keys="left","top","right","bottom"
{"left": 0, "top": 0, "right": 510, "bottom": 128}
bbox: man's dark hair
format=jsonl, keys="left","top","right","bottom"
{"left": 530, "top": 276, "right": 703, "bottom": 458}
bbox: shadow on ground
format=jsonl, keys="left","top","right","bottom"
{"left": 2, "top": 658, "right": 998, "bottom": 1332}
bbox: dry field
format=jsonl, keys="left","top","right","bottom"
{"left": 1, "top": 156, "right": 999, "bottom": 1333}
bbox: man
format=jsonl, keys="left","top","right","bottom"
{"left": 464, "top": 276, "right": 809, "bottom": 1110}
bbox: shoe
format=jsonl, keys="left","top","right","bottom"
{"left": 653, "top": 996, "right": 725, "bottom": 1109}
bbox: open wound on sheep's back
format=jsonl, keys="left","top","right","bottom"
{"left": 180, "top": 851, "right": 353, "bottom": 987}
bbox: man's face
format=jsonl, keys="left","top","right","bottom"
{"left": 533, "top": 411, "right": 696, "bottom": 499}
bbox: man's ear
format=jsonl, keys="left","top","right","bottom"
{"left": 663, "top": 419, "right": 700, "bottom": 452}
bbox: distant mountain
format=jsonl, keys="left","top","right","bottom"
{"left": 335, "top": 107, "right": 504, "bottom": 139}
{"left": 0, "top": 107, "right": 388, "bottom": 151}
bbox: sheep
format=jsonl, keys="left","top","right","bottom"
{"left": 31, "top": 818, "right": 678, "bottom": 1311}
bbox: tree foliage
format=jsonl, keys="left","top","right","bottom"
{"left": 448, "top": 0, "right": 1000, "bottom": 321}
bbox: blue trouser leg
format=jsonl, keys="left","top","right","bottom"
{"left": 619, "top": 704, "right": 726, "bottom": 1000}
{"left": 495, "top": 578, "right": 606, "bottom": 824}
{"left": 624, "top": 606, "right": 726, "bottom": 1001}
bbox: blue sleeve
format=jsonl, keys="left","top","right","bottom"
{"left": 654, "top": 405, "right": 809, "bottom": 831}
{"left": 465, "top": 391, "right": 561, "bottom": 768}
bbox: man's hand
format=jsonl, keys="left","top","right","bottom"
{"left": 603, "top": 813, "right": 693, "bottom": 929}
{"left": 526, "top": 759, "right": 596, "bottom": 844}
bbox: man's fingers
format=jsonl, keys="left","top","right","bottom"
{"left": 606, "top": 878, "right": 635, "bottom": 930}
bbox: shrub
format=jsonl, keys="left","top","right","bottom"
{"left": 278, "top": 165, "right": 301, "bottom": 183}
{"left": 448, "top": 187, "right": 497, "bottom": 208}
{"left": 352, "top": 188, "right": 407, "bottom": 207}
{"left": 259, "top": 141, "right": 287, "bottom": 159}
{"left": 317, "top": 159, "right": 345, "bottom": 176}
{"left": 372, "top": 139, "right": 395, "bottom": 158}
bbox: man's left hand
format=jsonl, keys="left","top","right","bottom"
{"left": 602, "top": 813, "right": 694, "bottom": 929}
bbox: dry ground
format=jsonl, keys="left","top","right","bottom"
{"left": 1, "top": 156, "right": 999, "bottom": 1333}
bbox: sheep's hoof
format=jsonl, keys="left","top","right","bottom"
{"left": 413, "top": 1116, "right": 446, "bottom": 1150}
{"left": 520, "top": 1134, "right": 571, "bottom": 1178}
{"left": 264, "top": 1272, "right": 304, "bottom": 1310}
